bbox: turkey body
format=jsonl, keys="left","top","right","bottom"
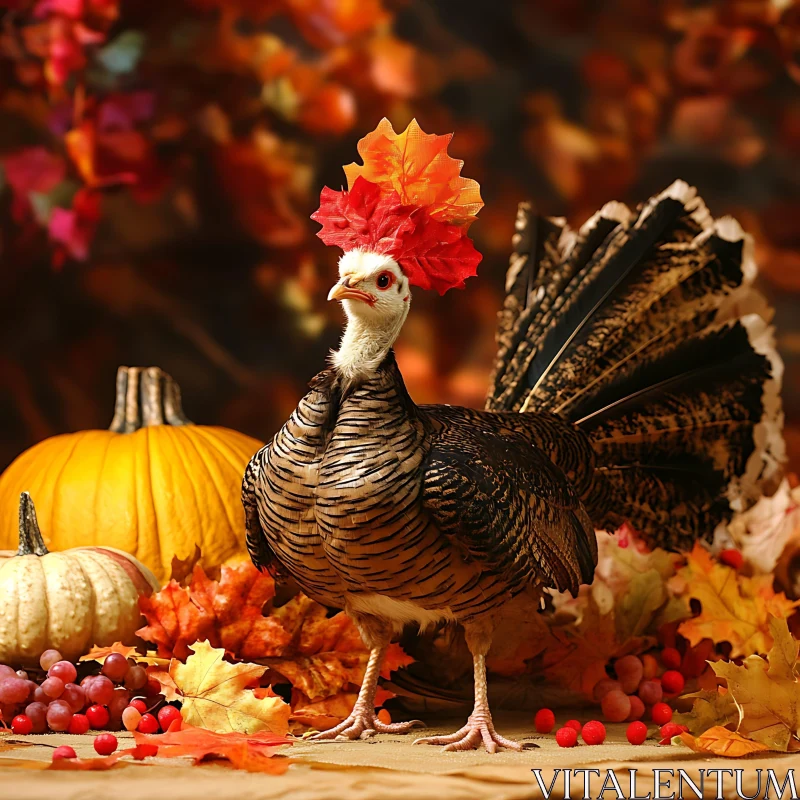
{"left": 243, "top": 355, "right": 598, "bottom": 630}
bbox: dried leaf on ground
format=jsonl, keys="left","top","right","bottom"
{"left": 137, "top": 563, "right": 291, "bottom": 660}
{"left": 673, "top": 543, "right": 798, "bottom": 658}
{"left": 679, "top": 726, "right": 771, "bottom": 757}
{"left": 674, "top": 688, "right": 739, "bottom": 735}
{"left": 712, "top": 616, "right": 800, "bottom": 751}
{"left": 79, "top": 643, "right": 141, "bottom": 663}
{"left": 133, "top": 723, "right": 290, "bottom": 773}
{"left": 168, "top": 641, "right": 291, "bottom": 735}
{"left": 262, "top": 593, "right": 411, "bottom": 700}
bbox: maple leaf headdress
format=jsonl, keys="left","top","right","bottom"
{"left": 311, "top": 118, "right": 484, "bottom": 295}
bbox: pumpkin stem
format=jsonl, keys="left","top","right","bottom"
{"left": 108, "top": 366, "right": 192, "bottom": 433}
{"left": 18, "top": 492, "right": 49, "bottom": 557}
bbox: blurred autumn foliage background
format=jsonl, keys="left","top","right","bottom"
{"left": 1, "top": 0, "right": 799, "bottom": 472}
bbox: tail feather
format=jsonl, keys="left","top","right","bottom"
{"left": 488, "top": 181, "right": 784, "bottom": 551}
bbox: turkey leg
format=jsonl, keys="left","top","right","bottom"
{"left": 309, "top": 616, "right": 423, "bottom": 741}
{"left": 414, "top": 621, "right": 524, "bottom": 752}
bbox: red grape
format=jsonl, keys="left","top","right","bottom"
{"left": 651, "top": 702, "right": 673, "bottom": 725}
{"left": 94, "top": 733, "right": 118, "bottom": 755}
{"left": 24, "top": 702, "right": 48, "bottom": 733}
{"left": 87, "top": 676, "right": 115, "bottom": 705}
{"left": 626, "top": 695, "right": 645, "bottom": 721}
{"left": 626, "top": 721, "right": 648, "bottom": 745}
{"left": 592, "top": 678, "right": 622, "bottom": 702}
{"left": 48, "top": 661, "right": 77, "bottom": 684}
{"left": 41, "top": 677, "right": 65, "bottom": 699}
{"left": 62, "top": 683, "right": 85, "bottom": 713}
{"left": 555, "top": 727, "right": 578, "bottom": 747}
{"left": 137, "top": 713, "right": 159, "bottom": 734}
{"left": 108, "top": 688, "right": 131, "bottom": 721}
{"left": 86, "top": 704, "right": 110, "bottom": 729}
{"left": 641, "top": 654, "right": 659, "bottom": 680}
{"left": 615, "top": 655, "right": 644, "bottom": 694}
{"left": 533, "top": 708, "right": 555, "bottom": 734}
{"left": 0, "top": 666, "right": 15, "bottom": 681}
{"left": 52, "top": 745, "right": 77, "bottom": 761}
{"left": 68, "top": 714, "right": 90, "bottom": 735}
{"left": 122, "top": 706, "right": 142, "bottom": 732}
{"left": 638, "top": 679, "right": 663, "bottom": 706}
{"left": 601, "top": 689, "right": 631, "bottom": 723}
{"left": 80, "top": 675, "right": 97, "bottom": 689}
{"left": 11, "top": 715, "right": 32, "bottom": 735}
{"left": 0, "top": 678, "right": 32, "bottom": 704}
{"left": 129, "top": 699, "right": 147, "bottom": 714}
{"left": 46, "top": 701, "right": 73, "bottom": 732}
{"left": 582, "top": 720, "right": 606, "bottom": 745}
{"left": 39, "top": 650, "right": 62, "bottom": 671}
{"left": 124, "top": 666, "right": 147, "bottom": 691}
{"left": 102, "top": 653, "right": 129, "bottom": 683}
{"left": 33, "top": 686, "right": 50, "bottom": 704}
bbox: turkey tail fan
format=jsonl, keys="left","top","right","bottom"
{"left": 488, "top": 180, "right": 784, "bottom": 551}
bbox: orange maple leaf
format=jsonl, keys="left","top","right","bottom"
{"left": 79, "top": 643, "right": 141, "bottom": 663}
{"left": 679, "top": 726, "right": 771, "bottom": 757}
{"left": 133, "top": 723, "right": 290, "bottom": 773}
{"left": 675, "top": 544, "right": 799, "bottom": 658}
{"left": 342, "top": 118, "right": 483, "bottom": 225}
{"left": 137, "top": 563, "right": 291, "bottom": 660}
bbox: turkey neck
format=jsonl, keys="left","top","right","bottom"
{"left": 332, "top": 310, "right": 407, "bottom": 388}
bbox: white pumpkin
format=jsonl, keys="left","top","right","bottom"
{"left": 0, "top": 492, "right": 159, "bottom": 667}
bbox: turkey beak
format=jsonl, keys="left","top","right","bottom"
{"left": 328, "top": 276, "right": 375, "bottom": 306}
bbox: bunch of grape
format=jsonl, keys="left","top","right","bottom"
{"left": 0, "top": 649, "right": 180, "bottom": 736}
{"left": 593, "top": 647, "right": 689, "bottom": 726}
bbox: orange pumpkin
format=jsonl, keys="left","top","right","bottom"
{"left": 0, "top": 367, "right": 263, "bottom": 582}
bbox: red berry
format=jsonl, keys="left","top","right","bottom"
{"left": 565, "top": 719, "right": 582, "bottom": 732}
{"left": 651, "top": 702, "right": 673, "bottom": 725}
{"left": 86, "top": 704, "right": 110, "bottom": 729}
{"left": 720, "top": 549, "right": 744, "bottom": 570}
{"left": 534, "top": 708, "right": 555, "bottom": 734}
{"left": 131, "top": 743, "right": 159, "bottom": 760}
{"left": 626, "top": 720, "right": 648, "bottom": 745}
{"left": 661, "top": 647, "right": 682, "bottom": 670}
{"left": 93, "top": 733, "right": 118, "bottom": 756}
{"left": 129, "top": 699, "right": 147, "bottom": 714}
{"left": 659, "top": 722, "right": 687, "bottom": 744}
{"left": 626, "top": 695, "right": 646, "bottom": 721}
{"left": 555, "top": 727, "right": 578, "bottom": 748}
{"left": 137, "top": 713, "right": 159, "bottom": 734}
{"left": 68, "top": 714, "right": 90, "bottom": 735}
{"left": 157, "top": 704, "right": 182, "bottom": 732}
{"left": 52, "top": 745, "right": 77, "bottom": 761}
{"left": 11, "top": 715, "right": 32, "bottom": 735}
{"left": 661, "top": 670, "right": 685, "bottom": 695}
{"left": 581, "top": 720, "right": 606, "bottom": 745}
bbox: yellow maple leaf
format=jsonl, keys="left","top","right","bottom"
{"left": 342, "top": 118, "right": 483, "bottom": 224}
{"left": 170, "top": 641, "right": 291, "bottom": 735}
{"left": 676, "top": 544, "right": 798, "bottom": 658}
{"left": 679, "top": 726, "right": 770, "bottom": 757}
{"left": 712, "top": 617, "right": 800, "bottom": 751}
{"left": 674, "top": 688, "right": 739, "bottom": 735}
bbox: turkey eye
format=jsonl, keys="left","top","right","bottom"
{"left": 376, "top": 271, "right": 394, "bottom": 290}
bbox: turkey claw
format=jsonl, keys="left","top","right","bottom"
{"left": 414, "top": 715, "right": 522, "bottom": 753}
{"left": 309, "top": 709, "right": 424, "bottom": 742}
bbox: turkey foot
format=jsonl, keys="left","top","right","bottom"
{"left": 414, "top": 710, "right": 522, "bottom": 753}
{"left": 309, "top": 703, "right": 424, "bottom": 741}
{"left": 308, "top": 640, "right": 423, "bottom": 741}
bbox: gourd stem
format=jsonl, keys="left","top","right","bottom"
{"left": 18, "top": 493, "right": 49, "bottom": 557}
{"left": 108, "top": 366, "right": 192, "bottom": 433}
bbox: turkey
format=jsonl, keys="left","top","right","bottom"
{"left": 242, "top": 119, "right": 784, "bottom": 752}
